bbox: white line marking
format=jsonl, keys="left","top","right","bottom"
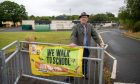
{"left": 104, "top": 51, "right": 117, "bottom": 79}
{"left": 98, "top": 31, "right": 112, "bottom": 45}
{"left": 111, "top": 60, "right": 117, "bottom": 79}
{"left": 99, "top": 31, "right": 112, "bottom": 34}
{"left": 114, "top": 82, "right": 136, "bottom": 84}
{"left": 98, "top": 31, "right": 117, "bottom": 79}
{"left": 104, "top": 51, "right": 116, "bottom": 60}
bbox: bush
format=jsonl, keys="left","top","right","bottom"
{"left": 120, "top": 19, "right": 134, "bottom": 31}
{"left": 133, "top": 21, "right": 140, "bottom": 32}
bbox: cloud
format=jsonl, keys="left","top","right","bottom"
{"left": 0, "top": 0, "right": 125, "bottom": 16}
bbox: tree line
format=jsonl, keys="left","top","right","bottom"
{"left": 28, "top": 12, "right": 117, "bottom": 24}
{"left": 0, "top": 1, "right": 117, "bottom": 27}
{"left": 118, "top": 0, "right": 140, "bottom": 32}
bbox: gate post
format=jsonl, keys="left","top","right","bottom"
{"left": 99, "top": 48, "right": 104, "bottom": 84}
{"left": 0, "top": 50, "right": 7, "bottom": 84}
{"left": 0, "top": 51, "right": 2, "bottom": 84}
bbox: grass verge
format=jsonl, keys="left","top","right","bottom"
{"left": 123, "top": 32, "right": 140, "bottom": 41}
{"left": 103, "top": 55, "right": 113, "bottom": 84}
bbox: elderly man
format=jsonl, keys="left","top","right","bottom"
{"left": 64, "top": 12, "right": 103, "bottom": 82}
{"left": 70, "top": 12, "right": 102, "bottom": 47}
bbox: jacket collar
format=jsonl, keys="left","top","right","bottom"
{"left": 78, "top": 23, "right": 89, "bottom": 34}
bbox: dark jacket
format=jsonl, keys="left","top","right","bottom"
{"left": 71, "top": 23, "right": 101, "bottom": 46}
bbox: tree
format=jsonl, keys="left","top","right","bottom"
{"left": 92, "top": 14, "right": 108, "bottom": 22}
{"left": 126, "top": 0, "right": 140, "bottom": 21}
{"left": 0, "top": 1, "right": 28, "bottom": 26}
{"left": 29, "top": 15, "right": 35, "bottom": 20}
{"left": 71, "top": 15, "right": 79, "bottom": 20}
{"left": 118, "top": 6, "right": 129, "bottom": 20}
{"left": 0, "top": 5, "right": 4, "bottom": 27}
{"left": 118, "top": 0, "right": 140, "bottom": 32}
{"left": 51, "top": 16, "right": 55, "bottom": 20}
{"left": 106, "top": 12, "right": 115, "bottom": 18}
{"left": 106, "top": 12, "right": 116, "bottom": 22}
{"left": 40, "top": 16, "right": 51, "bottom": 23}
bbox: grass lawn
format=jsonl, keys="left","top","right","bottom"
{"left": 0, "top": 31, "right": 71, "bottom": 49}
{"left": 123, "top": 32, "right": 140, "bottom": 41}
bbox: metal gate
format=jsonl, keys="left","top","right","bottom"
{"left": 0, "top": 41, "right": 105, "bottom": 84}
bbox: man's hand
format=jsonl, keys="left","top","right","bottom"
{"left": 100, "top": 43, "right": 104, "bottom": 48}
{"left": 68, "top": 43, "right": 77, "bottom": 47}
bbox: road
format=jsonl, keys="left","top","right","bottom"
{"left": 100, "top": 28, "right": 140, "bottom": 84}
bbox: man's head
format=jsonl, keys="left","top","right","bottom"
{"left": 79, "top": 12, "right": 89, "bottom": 25}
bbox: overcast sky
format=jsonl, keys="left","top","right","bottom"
{"left": 0, "top": 0, "right": 125, "bottom": 17}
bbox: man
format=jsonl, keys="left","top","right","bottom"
{"left": 70, "top": 12, "right": 102, "bottom": 47}
{"left": 64, "top": 12, "right": 103, "bottom": 82}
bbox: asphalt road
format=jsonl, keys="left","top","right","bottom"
{"left": 100, "top": 28, "right": 140, "bottom": 84}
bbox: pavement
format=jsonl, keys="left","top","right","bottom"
{"left": 99, "top": 28, "right": 140, "bottom": 84}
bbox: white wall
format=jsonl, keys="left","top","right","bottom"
{"left": 22, "top": 20, "right": 35, "bottom": 30}
{"left": 103, "top": 23, "right": 112, "bottom": 27}
{"left": 51, "top": 20, "right": 74, "bottom": 30}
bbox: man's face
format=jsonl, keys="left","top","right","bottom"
{"left": 80, "top": 16, "right": 88, "bottom": 24}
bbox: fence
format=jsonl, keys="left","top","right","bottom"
{"left": 0, "top": 41, "right": 106, "bottom": 84}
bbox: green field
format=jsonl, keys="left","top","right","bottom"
{"left": 0, "top": 31, "right": 71, "bottom": 49}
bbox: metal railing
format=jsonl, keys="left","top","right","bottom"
{"left": 0, "top": 41, "right": 106, "bottom": 84}
{"left": 0, "top": 41, "right": 20, "bottom": 84}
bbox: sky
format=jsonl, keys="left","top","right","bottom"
{"left": 0, "top": 0, "right": 125, "bottom": 17}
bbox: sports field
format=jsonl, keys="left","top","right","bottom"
{"left": 0, "top": 31, "right": 71, "bottom": 49}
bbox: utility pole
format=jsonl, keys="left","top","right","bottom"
{"left": 69, "top": 8, "right": 71, "bottom": 16}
